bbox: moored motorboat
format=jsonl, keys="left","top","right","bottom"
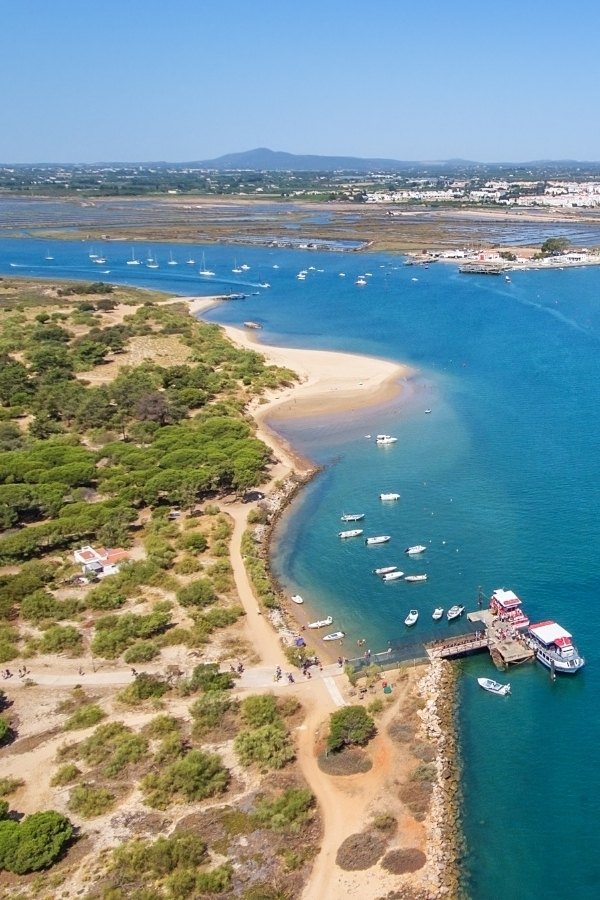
{"left": 373, "top": 565, "right": 398, "bottom": 576}
{"left": 405, "top": 574, "right": 427, "bottom": 582}
{"left": 376, "top": 434, "right": 398, "bottom": 445}
{"left": 432, "top": 607, "right": 444, "bottom": 620}
{"left": 308, "top": 615, "right": 333, "bottom": 629}
{"left": 323, "top": 631, "right": 345, "bottom": 641}
{"left": 477, "top": 677, "right": 511, "bottom": 696}
{"left": 383, "top": 570, "right": 405, "bottom": 582}
{"left": 404, "top": 609, "right": 419, "bottom": 626}
{"left": 528, "top": 620, "right": 585, "bottom": 674}
{"left": 447, "top": 604, "right": 465, "bottom": 620}
{"left": 380, "top": 492, "right": 400, "bottom": 501}
{"left": 340, "top": 513, "right": 365, "bottom": 522}
{"left": 405, "top": 545, "right": 426, "bottom": 555}
{"left": 291, "top": 594, "right": 304, "bottom": 605}
{"left": 338, "top": 529, "right": 363, "bottom": 539}
{"left": 365, "top": 535, "right": 391, "bottom": 545}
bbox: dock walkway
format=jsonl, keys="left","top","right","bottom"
{"left": 468, "top": 609, "right": 534, "bottom": 667}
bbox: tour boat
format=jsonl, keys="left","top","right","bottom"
{"left": 432, "top": 607, "right": 444, "bottom": 620}
{"left": 373, "top": 565, "right": 398, "bottom": 576}
{"left": 477, "top": 677, "right": 511, "bottom": 696}
{"left": 383, "top": 571, "right": 405, "bottom": 582}
{"left": 338, "top": 529, "right": 363, "bottom": 539}
{"left": 365, "top": 535, "right": 391, "bottom": 545}
{"left": 323, "top": 631, "right": 345, "bottom": 641}
{"left": 405, "top": 574, "right": 427, "bottom": 583}
{"left": 404, "top": 609, "right": 419, "bottom": 626}
{"left": 308, "top": 615, "right": 333, "bottom": 629}
{"left": 341, "top": 513, "right": 364, "bottom": 522}
{"left": 380, "top": 492, "right": 400, "bottom": 501}
{"left": 528, "top": 620, "right": 585, "bottom": 674}
{"left": 405, "top": 545, "right": 426, "bottom": 555}
{"left": 376, "top": 434, "right": 398, "bottom": 445}
{"left": 291, "top": 594, "right": 304, "bottom": 605}
{"left": 447, "top": 605, "right": 465, "bottom": 621}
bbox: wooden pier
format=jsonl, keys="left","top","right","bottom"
{"left": 425, "top": 630, "right": 488, "bottom": 660}
{"left": 467, "top": 609, "right": 535, "bottom": 668}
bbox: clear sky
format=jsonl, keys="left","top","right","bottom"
{"left": 3, "top": 0, "right": 600, "bottom": 164}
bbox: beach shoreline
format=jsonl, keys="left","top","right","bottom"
{"left": 184, "top": 295, "right": 460, "bottom": 896}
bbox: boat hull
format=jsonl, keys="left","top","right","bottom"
{"left": 534, "top": 648, "right": 585, "bottom": 674}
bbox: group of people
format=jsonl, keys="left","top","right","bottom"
{"left": 2, "top": 667, "right": 30, "bottom": 680}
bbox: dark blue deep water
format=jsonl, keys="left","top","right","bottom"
{"left": 1, "top": 237, "right": 599, "bottom": 898}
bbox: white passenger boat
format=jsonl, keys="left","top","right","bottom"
{"left": 383, "top": 570, "right": 405, "bottom": 582}
{"left": 477, "top": 677, "right": 511, "bottom": 696}
{"left": 376, "top": 434, "right": 398, "bottom": 445}
{"left": 291, "top": 594, "right": 304, "bottom": 605}
{"left": 340, "top": 513, "right": 365, "bottom": 522}
{"left": 404, "top": 609, "right": 419, "bottom": 626}
{"left": 528, "top": 620, "right": 585, "bottom": 674}
{"left": 405, "top": 574, "right": 427, "bottom": 583}
{"left": 308, "top": 615, "right": 333, "bottom": 629}
{"left": 373, "top": 565, "right": 398, "bottom": 576}
{"left": 323, "top": 631, "right": 345, "bottom": 641}
{"left": 405, "top": 545, "right": 426, "bottom": 555}
{"left": 380, "top": 492, "right": 400, "bottom": 501}
{"left": 338, "top": 529, "right": 363, "bottom": 539}
{"left": 365, "top": 535, "right": 391, "bottom": 545}
{"left": 432, "top": 607, "right": 444, "bottom": 620}
{"left": 447, "top": 605, "right": 465, "bottom": 620}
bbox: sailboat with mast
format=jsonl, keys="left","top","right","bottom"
{"left": 199, "top": 253, "right": 215, "bottom": 277}
{"left": 127, "top": 248, "right": 140, "bottom": 266}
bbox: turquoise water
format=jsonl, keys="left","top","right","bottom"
{"left": 1, "top": 238, "right": 599, "bottom": 897}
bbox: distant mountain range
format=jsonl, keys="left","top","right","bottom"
{"left": 193, "top": 147, "right": 477, "bottom": 172}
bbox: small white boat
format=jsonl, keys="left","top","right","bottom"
{"left": 168, "top": 251, "right": 178, "bottom": 266}
{"left": 232, "top": 260, "right": 242, "bottom": 273}
{"left": 341, "top": 513, "right": 364, "bottom": 522}
{"left": 405, "top": 574, "right": 427, "bottom": 583}
{"left": 425, "top": 409, "right": 432, "bottom": 414}
{"left": 376, "top": 434, "right": 398, "bottom": 445}
{"left": 432, "top": 607, "right": 444, "bottom": 620}
{"left": 45, "top": 250, "right": 54, "bottom": 260}
{"left": 380, "top": 492, "right": 400, "bottom": 501}
{"left": 259, "top": 282, "right": 271, "bottom": 288}
{"left": 447, "top": 605, "right": 465, "bottom": 621}
{"left": 477, "top": 677, "right": 511, "bottom": 696}
{"left": 383, "top": 570, "right": 405, "bottom": 582}
{"left": 147, "top": 258, "right": 159, "bottom": 269}
{"left": 308, "top": 615, "right": 333, "bottom": 629}
{"left": 199, "top": 253, "right": 215, "bottom": 276}
{"left": 323, "top": 631, "right": 345, "bottom": 641}
{"left": 240, "top": 263, "right": 251, "bottom": 271}
{"left": 297, "top": 272, "right": 306, "bottom": 280}
{"left": 405, "top": 545, "right": 426, "bottom": 555}
{"left": 338, "top": 529, "right": 363, "bottom": 539}
{"left": 187, "top": 257, "right": 196, "bottom": 265}
{"left": 373, "top": 565, "right": 398, "bottom": 576}
{"left": 291, "top": 594, "right": 304, "bottom": 605}
{"left": 126, "top": 249, "right": 140, "bottom": 266}
{"left": 405, "top": 609, "right": 419, "bottom": 626}
{"left": 365, "top": 535, "right": 391, "bottom": 545}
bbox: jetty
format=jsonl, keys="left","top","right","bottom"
{"left": 458, "top": 263, "right": 507, "bottom": 275}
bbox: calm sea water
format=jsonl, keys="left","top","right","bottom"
{"left": 1, "top": 238, "right": 599, "bottom": 898}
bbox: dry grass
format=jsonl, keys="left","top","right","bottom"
{"left": 317, "top": 747, "right": 373, "bottom": 776}
{"left": 381, "top": 847, "right": 427, "bottom": 875}
{"left": 335, "top": 831, "right": 387, "bottom": 871}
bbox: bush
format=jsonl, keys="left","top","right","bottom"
{"left": 141, "top": 749, "right": 230, "bottom": 809}
{"left": 327, "top": 706, "right": 376, "bottom": 752}
{"left": 64, "top": 703, "right": 105, "bottom": 731}
{"left": 123, "top": 641, "right": 160, "bottom": 664}
{"left": 0, "top": 777, "right": 24, "bottom": 797}
{"left": 144, "top": 715, "right": 182, "bottom": 739}
{"left": 190, "top": 692, "right": 238, "bottom": 736}
{"left": 185, "top": 663, "right": 235, "bottom": 694}
{"left": 234, "top": 723, "right": 295, "bottom": 771}
{"left": 0, "top": 717, "right": 11, "bottom": 745}
{"left": 39, "top": 625, "right": 82, "bottom": 655}
{"left": 51, "top": 764, "right": 81, "bottom": 787}
{"left": 68, "top": 784, "right": 115, "bottom": 818}
{"left": 176, "top": 579, "right": 217, "bottom": 609}
{"left": 179, "top": 532, "right": 208, "bottom": 553}
{"left": 240, "top": 694, "right": 279, "bottom": 728}
{"left": 118, "top": 673, "right": 170, "bottom": 705}
{"left": 0, "top": 810, "right": 73, "bottom": 873}
{"left": 78, "top": 722, "right": 148, "bottom": 777}
{"left": 253, "top": 788, "right": 315, "bottom": 832}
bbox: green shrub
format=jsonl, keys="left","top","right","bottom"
{"left": 123, "top": 641, "right": 160, "bottom": 664}
{"left": 179, "top": 532, "right": 208, "bottom": 553}
{"left": 78, "top": 722, "right": 148, "bottom": 777}
{"left": 64, "top": 703, "right": 105, "bottom": 731}
{"left": 118, "top": 673, "right": 170, "bottom": 705}
{"left": 141, "top": 749, "right": 230, "bottom": 809}
{"left": 327, "top": 706, "right": 376, "bottom": 752}
{"left": 173, "top": 555, "right": 202, "bottom": 575}
{"left": 240, "top": 694, "right": 279, "bottom": 728}
{"left": 185, "top": 663, "right": 235, "bottom": 694}
{"left": 68, "top": 784, "right": 116, "bottom": 818}
{"left": 0, "top": 717, "right": 12, "bottom": 745}
{"left": 144, "top": 715, "right": 182, "bottom": 739}
{"left": 176, "top": 579, "right": 217, "bottom": 609}
{"left": 253, "top": 788, "right": 315, "bottom": 832}
{"left": 190, "top": 692, "right": 238, "bottom": 736}
{"left": 0, "top": 777, "right": 23, "bottom": 797}
{"left": 39, "top": 625, "right": 82, "bottom": 655}
{"left": 50, "top": 764, "right": 81, "bottom": 787}
{"left": 0, "top": 810, "right": 73, "bottom": 873}
{"left": 234, "top": 723, "right": 295, "bottom": 771}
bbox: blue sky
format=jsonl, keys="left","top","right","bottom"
{"left": 3, "top": 0, "right": 600, "bottom": 163}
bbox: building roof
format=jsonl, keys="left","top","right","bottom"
{"left": 491, "top": 588, "right": 521, "bottom": 608}
{"left": 529, "top": 621, "right": 572, "bottom": 645}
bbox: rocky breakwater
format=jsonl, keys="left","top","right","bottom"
{"left": 415, "top": 659, "right": 463, "bottom": 898}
